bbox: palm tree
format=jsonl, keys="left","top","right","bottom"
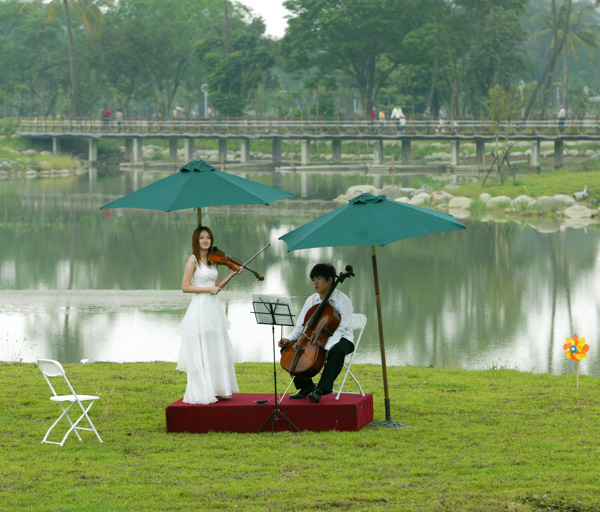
{"left": 533, "top": 1, "right": 600, "bottom": 109}
{"left": 524, "top": 0, "right": 572, "bottom": 118}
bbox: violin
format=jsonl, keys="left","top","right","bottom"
{"left": 208, "top": 246, "right": 265, "bottom": 281}
{"left": 280, "top": 265, "right": 355, "bottom": 379}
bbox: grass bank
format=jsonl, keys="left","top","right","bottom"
{"left": 447, "top": 168, "right": 600, "bottom": 203}
{"left": 1, "top": 362, "right": 599, "bottom": 511}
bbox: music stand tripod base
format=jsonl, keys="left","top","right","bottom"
{"left": 252, "top": 295, "right": 299, "bottom": 434}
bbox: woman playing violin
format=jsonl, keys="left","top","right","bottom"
{"left": 176, "top": 226, "right": 244, "bottom": 404}
{"left": 278, "top": 263, "right": 354, "bottom": 403}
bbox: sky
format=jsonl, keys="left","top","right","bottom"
{"left": 240, "top": 0, "right": 288, "bottom": 39}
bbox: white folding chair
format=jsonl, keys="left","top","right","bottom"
{"left": 280, "top": 313, "right": 367, "bottom": 401}
{"left": 334, "top": 313, "right": 367, "bottom": 399}
{"left": 36, "top": 358, "right": 103, "bottom": 446}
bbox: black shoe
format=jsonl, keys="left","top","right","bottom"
{"left": 308, "top": 389, "right": 323, "bottom": 403}
{"left": 289, "top": 387, "right": 315, "bottom": 399}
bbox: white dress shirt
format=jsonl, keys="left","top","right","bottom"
{"left": 391, "top": 107, "right": 404, "bottom": 119}
{"left": 287, "top": 289, "right": 354, "bottom": 351}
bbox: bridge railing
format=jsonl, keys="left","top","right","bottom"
{"left": 18, "top": 116, "right": 600, "bottom": 137}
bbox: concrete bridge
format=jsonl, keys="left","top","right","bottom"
{"left": 17, "top": 117, "right": 600, "bottom": 169}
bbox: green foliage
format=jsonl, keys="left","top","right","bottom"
{"left": 282, "top": 0, "right": 418, "bottom": 116}
{"left": 1, "top": 362, "right": 599, "bottom": 511}
{"left": 488, "top": 84, "right": 523, "bottom": 122}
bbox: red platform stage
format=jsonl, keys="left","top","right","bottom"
{"left": 166, "top": 393, "right": 373, "bottom": 433}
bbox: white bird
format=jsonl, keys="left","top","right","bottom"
{"left": 573, "top": 186, "right": 588, "bottom": 201}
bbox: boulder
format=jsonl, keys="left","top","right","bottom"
{"left": 448, "top": 207, "right": 471, "bottom": 219}
{"left": 346, "top": 184, "right": 381, "bottom": 198}
{"left": 479, "top": 193, "right": 492, "bottom": 204}
{"left": 512, "top": 195, "right": 534, "bottom": 208}
{"left": 448, "top": 196, "right": 472, "bottom": 209}
{"left": 380, "top": 184, "right": 405, "bottom": 200}
{"left": 431, "top": 190, "right": 454, "bottom": 204}
{"left": 553, "top": 194, "right": 576, "bottom": 207}
{"left": 487, "top": 195, "right": 513, "bottom": 208}
{"left": 409, "top": 192, "right": 431, "bottom": 206}
{"left": 333, "top": 194, "right": 350, "bottom": 204}
{"left": 564, "top": 204, "right": 597, "bottom": 219}
{"left": 393, "top": 196, "right": 411, "bottom": 204}
{"left": 530, "top": 196, "right": 559, "bottom": 212}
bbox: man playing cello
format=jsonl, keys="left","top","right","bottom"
{"left": 278, "top": 263, "right": 354, "bottom": 403}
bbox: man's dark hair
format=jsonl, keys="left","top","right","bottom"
{"left": 310, "top": 263, "right": 336, "bottom": 281}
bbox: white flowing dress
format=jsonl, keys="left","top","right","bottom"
{"left": 177, "top": 260, "right": 239, "bottom": 404}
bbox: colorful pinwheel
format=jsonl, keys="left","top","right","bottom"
{"left": 563, "top": 334, "right": 589, "bottom": 363}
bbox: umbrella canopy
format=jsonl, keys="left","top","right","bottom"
{"left": 100, "top": 159, "right": 294, "bottom": 224}
{"left": 279, "top": 193, "right": 466, "bottom": 425}
{"left": 281, "top": 193, "right": 466, "bottom": 250}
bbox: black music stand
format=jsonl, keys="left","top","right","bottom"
{"left": 252, "top": 294, "right": 299, "bottom": 434}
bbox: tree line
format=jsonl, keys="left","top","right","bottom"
{"left": 0, "top": 0, "right": 598, "bottom": 120}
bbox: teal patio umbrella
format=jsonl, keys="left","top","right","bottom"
{"left": 100, "top": 159, "right": 295, "bottom": 225}
{"left": 279, "top": 193, "right": 466, "bottom": 426}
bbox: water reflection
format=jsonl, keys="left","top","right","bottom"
{"left": 1, "top": 170, "right": 599, "bottom": 378}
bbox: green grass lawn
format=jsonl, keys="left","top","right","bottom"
{"left": 449, "top": 168, "right": 600, "bottom": 202}
{"left": 1, "top": 362, "right": 598, "bottom": 511}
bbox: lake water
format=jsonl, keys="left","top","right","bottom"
{"left": 1, "top": 166, "right": 598, "bottom": 377}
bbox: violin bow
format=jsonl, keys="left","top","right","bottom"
{"left": 219, "top": 244, "right": 270, "bottom": 289}
{"left": 240, "top": 244, "right": 270, "bottom": 270}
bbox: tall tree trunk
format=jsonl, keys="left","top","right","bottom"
{"left": 223, "top": 0, "right": 230, "bottom": 56}
{"left": 427, "top": 55, "right": 438, "bottom": 109}
{"left": 523, "top": 0, "right": 572, "bottom": 119}
{"left": 63, "top": 0, "right": 78, "bottom": 116}
{"left": 562, "top": 44, "right": 569, "bottom": 108}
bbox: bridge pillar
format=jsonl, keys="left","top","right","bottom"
{"left": 219, "top": 139, "right": 228, "bottom": 164}
{"left": 401, "top": 139, "right": 411, "bottom": 163}
{"left": 301, "top": 173, "right": 310, "bottom": 198}
{"left": 133, "top": 137, "right": 143, "bottom": 161}
{"left": 52, "top": 137, "right": 61, "bottom": 155}
{"left": 450, "top": 140, "right": 460, "bottom": 166}
{"left": 530, "top": 140, "right": 541, "bottom": 172}
{"left": 240, "top": 139, "right": 250, "bottom": 163}
{"left": 184, "top": 138, "right": 194, "bottom": 162}
{"left": 554, "top": 139, "right": 564, "bottom": 169}
{"left": 272, "top": 138, "right": 282, "bottom": 165}
{"left": 124, "top": 139, "right": 133, "bottom": 161}
{"left": 332, "top": 140, "right": 342, "bottom": 164}
{"left": 373, "top": 139, "right": 384, "bottom": 165}
{"left": 169, "top": 139, "right": 178, "bottom": 161}
{"left": 301, "top": 139, "right": 311, "bottom": 165}
{"left": 88, "top": 138, "right": 98, "bottom": 163}
{"left": 475, "top": 139, "right": 485, "bottom": 168}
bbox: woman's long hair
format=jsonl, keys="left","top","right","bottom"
{"left": 192, "top": 226, "right": 214, "bottom": 264}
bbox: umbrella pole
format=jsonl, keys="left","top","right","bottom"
{"left": 371, "top": 246, "right": 392, "bottom": 421}
{"left": 197, "top": 208, "right": 202, "bottom": 227}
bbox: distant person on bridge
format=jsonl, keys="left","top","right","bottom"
{"left": 438, "top": 106, "right": 448, "bottom": 133}
{"left": 378, "top": 109, "right": 387, "bottom": 132}
{"left": 423, "top": 106, "right": 432, "bottom": 131}
{"left": 390, "top": 104, "right": 405, "bottom": 131}
{"left": 558, "top": 105, "right": 566, "bottom": 133}
{"left": 115, "top": 110, "right": 123, "bottom": 132}
{"left": 102, "top": 108, "right": 111, "bottom": 130}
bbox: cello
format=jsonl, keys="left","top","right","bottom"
{"left": 280, "top": 265, "right": 355, "bottom": 379}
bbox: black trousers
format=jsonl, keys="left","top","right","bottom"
{"left": 289, "top": 338, "right": 354, "bottom": 394}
